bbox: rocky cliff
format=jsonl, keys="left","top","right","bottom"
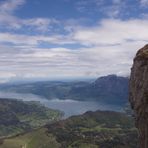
{"left": 129, "top": 44, "right": 148, "bottom": 148}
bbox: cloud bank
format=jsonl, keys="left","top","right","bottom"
{"left": 0, "top": 0, "right": 147, "bottom": 82}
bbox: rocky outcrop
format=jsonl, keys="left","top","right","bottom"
{"left": 129, "top": 44, "right": 148, "bottom": 148}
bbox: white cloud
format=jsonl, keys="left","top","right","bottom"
{"left": 0, "top": 32, "right": 75, "bottom": 46}
{"left": 0, "top": 0, "right": 147, "bottom": 80}
{"left": 0, "top": 0, "right": 24, "bottom": 29}
{"left": 72, "top": 19, "right": 148, "bottom": 46}
{"left": 0, "top": 39, "right": 142, "bottom": 81}
{"left": 0, "top": 0, "right": 58, "bottom": 32}
{"left": 140, "top": 0, "right": 148, "bottom": 6}
{"left": 0, "top": 0, "right": 25, "bottom": 14}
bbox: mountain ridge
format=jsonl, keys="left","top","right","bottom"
{"left": 0, "top": 75, "right": 129, "bottom": 106}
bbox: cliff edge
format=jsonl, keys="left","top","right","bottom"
{"left": 129, "top": 44, "right": 148, "bottom": 148}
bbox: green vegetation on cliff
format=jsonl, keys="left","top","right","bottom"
{"left": 47, "top": 110, "right": 137, "bottom": 148}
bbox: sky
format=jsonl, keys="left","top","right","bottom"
{"left": 0, "top": 0, "right": 148, "bottom": 82}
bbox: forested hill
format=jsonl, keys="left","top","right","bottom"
{"left": 0, "top": 110, "right": 138, "bottom": 148}
{"left": 0, "top": 99, "right": 63, "bottom": 138}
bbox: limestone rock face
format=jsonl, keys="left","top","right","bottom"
{"left": 129, "top": 44, "right": 148, "bottom": 148}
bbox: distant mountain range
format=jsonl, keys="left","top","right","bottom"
{"left": 68, "top": 75, "right": 129, "bottom": 105}
{"left": 0, "top": 75, "right": 129, "bottom": 106}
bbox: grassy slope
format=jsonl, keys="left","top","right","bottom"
{"left": 0, "top": 128, "right": 60, "bottom": 148}
{"left": 0, "top": 99, "right": 63, "bottom": 138}
{"left": 0, "top": 110, "right": 138, "bottom": 148}
{"left": 46, "top": 111, "right": 138, "bottom": 148}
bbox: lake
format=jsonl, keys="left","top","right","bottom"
{"left": 42, "top": 99, "right": 123, "bottom": 117}
{"left": 0, "top": 91, "right": 124, "bottom": 118}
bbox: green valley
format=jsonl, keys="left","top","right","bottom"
{"left": 0, "top": 99, "right": 63, "bottom": 138}
{"left": 0, "top": 110, "right": 138, "bottom": 148}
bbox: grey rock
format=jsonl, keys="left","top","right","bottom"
{"left": 130, "top": 44, "right": 148, "bottom": 148}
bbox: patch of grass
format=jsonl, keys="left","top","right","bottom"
{"left": 69, "top": 141, "right": 98, "bottom": 148}
{"left": 1, "top": 128, "right": 60, "bottom": 148}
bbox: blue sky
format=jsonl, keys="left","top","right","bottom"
{"left": 0, "top": 0, "right": 148, "bottom": 82}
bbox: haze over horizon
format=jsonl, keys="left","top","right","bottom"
{"left": 0, "top": 0, "right": 148, "bottom": 83}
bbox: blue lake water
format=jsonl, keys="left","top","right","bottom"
{"left": 42, "top": 99, "right": 123, "bottom": 117}
{"left": 0, "top": 92, "right": 124, "bottom": 118}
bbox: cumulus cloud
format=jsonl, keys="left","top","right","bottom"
{"left": 0, "top": 18, "right": 148, "bottom": 81}
{"left": 0, "top": 0, "right": 24, "bottom": 29}
{"left": 72, "top": 19, "right": 148, "bottom": 46}
{"left": 0, "top": 0, "right": 147, "bottom": 81}
{"left": 0, "top": 0, "right": 58, "bottom": 32}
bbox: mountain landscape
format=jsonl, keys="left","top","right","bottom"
{"left": 0, "top": 0, "right": 147, "bottom": 147}
{"left": 0, "top": 74, "right": 137, "bottom": 148}
{"left": 0, "top": 109, "right": 138, "bottom": 148}
{"left": 0, "top": 75, "right": 129, "bottom": 106}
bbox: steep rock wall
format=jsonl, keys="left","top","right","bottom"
{"left": 130, "top": 44, "right": 148, "bottom": 148}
